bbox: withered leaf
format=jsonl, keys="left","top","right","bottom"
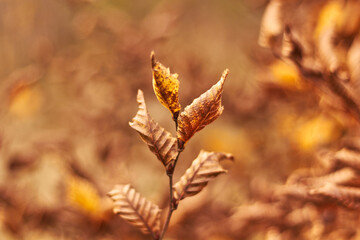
{"left": 258, "top": 0, "right": 284, "bottom": 48}
{"left": 151, "top": 51, "right": 181, "bottom": 120}
{"left": 107, "top": 184, "right": 161, "bottom": 237}
{"left": 173, "top": 150, "right": 233, "bottom": 204}
{"left": 129, "top": 90, "right": 177, "bottom": 168}
{"left": 177, "top": 69, "right": 228, "bottom": 149}
{"left": 309, "top": 183, "right": 360, "bottom": 209}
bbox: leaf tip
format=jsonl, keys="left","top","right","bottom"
{"left": 150, "top": 51, "right": 156, "bottom": 68}
{"left": 222, "top": 69, "right": 230, "bottom": 80}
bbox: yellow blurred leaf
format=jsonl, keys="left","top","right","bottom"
{"left": 67, "top": 176, "right": 102, "bottom": 216}
{"left": 296, "top": 115, "right": 340, "bottom": 151}
{"left": 151, "top": 51, "right": 181, "bottom": 120}
{"left": 314, "top": 1, "right": 342, "bottom": 39}
{"left": 270, "top": 60, "right": 302, "bottom": 89}
{"left": 9, "top": 85, "right": 43, "bottom": 117}
{"left": 279, "top": 113, "right": 341, "bottom": 151}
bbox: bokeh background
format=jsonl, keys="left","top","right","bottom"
{"left": 0, "top": 0, "right": 345, "bottom": 239}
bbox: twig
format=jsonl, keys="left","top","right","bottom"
{"left": 160, "top": 151, "right": 181, "bottom": 240}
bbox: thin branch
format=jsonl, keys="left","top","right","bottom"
{"left": 159, "top": 175, "right": 175, "bottom": 240}
{"left": 159, "top": 115, "right": 182, "bottom": 239}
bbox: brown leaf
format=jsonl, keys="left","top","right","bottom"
{"left": 258, "top": 0, "right": 284, "bottom": 48}
{"left": 306, "top": 168, "right": 357, "bottom": 187}
{"left": 129, "top": 90, "right": 178, "bottom": 168}
{"left": 172, "top": 150, "right": 233, "bottom": 205}
{"left": 333, "top": 148, "right": 360, "bottom": 171}
{"left": 177, "top": 70, "right": 229, "bottom": 149}
{"left": 231, "top": 202, "right": 285, "bottom": 232}
{"left": 107, "top": 184, "right": 161, "bottom": 237}
{"left": 282, "top": 26, "right": 303, "bottom": 64}
{"left": 309, "top": 183, "right": 360, "bottom": 209}
{"left": 151, "top": 51, "right": 181, "bottom": 120}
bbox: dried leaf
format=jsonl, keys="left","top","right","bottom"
{"left": 306, "top": 168, "right": 357, "bottom": 187}
{"left": 177, "top": 70, "right": 229, "bottom": 149}
{"left": 129, "top": 90, "right": 178, "bottom": 168}
{"left": 258, "top": 0, "right": 284, "bottom": 48}
{"left": 347, "top": 34, "right": 360, "bottom": 84}
{"left": 151, "top": 51, "right": 181, "bottom": 120}
{"left": 172, "top": 150, "right": 233, "bottom": 204}
{"left": 231, "top": 202, "right": 285, "bottom": 232}
{"left": 282, "top": 26, "right": 303, "bottom": 64}
{"left": 310, "top": 183, "right": 360, "bottom": 209}
{"left": 107, "top": 184, "right": 161, "bottom": 237}
{"left": 333, "top": 148, "right": 360, "bottom": 171}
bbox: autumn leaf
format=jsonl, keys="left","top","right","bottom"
{"left": 129, "top": 90, "right": 178, "bottom": 169}
{"left": 172, "top": 150, "right": 233, "bottom": 205}
{"left": 107, "top": 184, "right": 161, "bottom": 238}
{"left": 258, "top": 0, "right": 284, "bottom": 48}
{"left": 151, "top": 51, "right": 181, "bottom": 120}
{"left": 309, "top": 183, "right": 360, "bottom": 209}
{"left": 177, "top": 69, "right": 229, "bottom": 150}
{"left": 67, "top": 176, "right": 102, "bottom": 217}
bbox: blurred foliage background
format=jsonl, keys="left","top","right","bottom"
{"left": 0, "top": 0, "right": 347, "bottom": 239}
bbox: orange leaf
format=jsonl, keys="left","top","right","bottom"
{"left": 177, "top": 69, "right": 229, "bottom": 150}
{"left": 172, "top": 150, "right": 233, "bottom": 205}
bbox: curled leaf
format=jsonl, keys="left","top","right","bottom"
{"left": 107, "top": 184, "right": 161, "bottom": 237}
{"left": 172, "top": 150, "right": 233, "bottom": 205}
{"left": 129, "top": 90, "right": 178, "bottom": 169}
{"left": 151, "top": 51, "right": 181, "bottom": 120}
{"left": 177, "top": 69, "right": 229, "bottom": 150}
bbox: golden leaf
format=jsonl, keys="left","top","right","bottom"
{"left": 108, "top": 184, "right": 161, "bottom": 237}
{"left": 129, "top": 90, "right": 178, "bottom": 168}
{"left": 177, "top": 69, "right": 229, "bottom": 149}
{"left": 9, "top": 85, "right": 43, "bottom": 117}
{"left": 172, "top": 150, "right": 233, "bottom": 205}
{"left": 151, "top": 51, "right": 181, "bottom": 120}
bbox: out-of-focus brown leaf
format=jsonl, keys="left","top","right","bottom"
{"left": 230, "top": 202, "right": 286, "bottom": 232}
{"left": 177, "top": 70, "right": 229, "bottom": 150}
{"left": 151, "top": 51, "right": 181, "bottom": 120}
{"left": 333, "top": 148, "right": 360, "bottom": 171}
{"left": 310, "top": 183, "right": 360, "bottom": 209}
{"left": 172, "top": 150, "right": 233, "bottom": 205}
{"left": 258, "top": 0, "right": 284, "bottom": 48}
{"left": 107, "top": 184, "right": 161, "bottom": 238}
{"left": 129, "top": 90, "right": 178, "bottom": 169}
{"left": 347, "top": 34, "right": 360, "bottom": 83}
{"left": 307, "top": 168, "right": 357, "bottom": 187}
{"left": 282, "top": 26, "right": 303, "bottom": 64}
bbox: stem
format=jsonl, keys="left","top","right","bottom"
{"left": 160, "top": 150, "right": 181, "bottom": 239}
{"left": 159, "top": 175, "right": 175, "bottom": 240}
{"left": 159, "top": 113, "right": 182, "bottom": 239}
